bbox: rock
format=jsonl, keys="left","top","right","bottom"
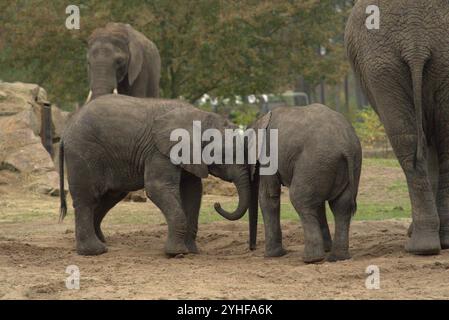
{"left": 124, "top": 190, "right": 147, "bottom": 202}
{"left": 203, "top": 176, "right": 237, "bottom": 196}
{"left": 0, "top": 82, "right": 68, "bottom": 196}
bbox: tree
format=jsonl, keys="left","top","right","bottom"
{"left": 0, "top": 0, "right": 350, "bottom": 110}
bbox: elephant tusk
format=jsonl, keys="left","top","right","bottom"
{"left": 113, "top": 88, "right": 118, "bottom": 95}
{"left": 85, "top": 90, "right": 92, "bottom": 104}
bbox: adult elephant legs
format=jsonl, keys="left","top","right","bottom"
{"left": 369, "top": 77, "right": 440, "bottom": 254}
{"left": 180, "top": 171, "right": 202, "bottom": 253}
{"left": 435, "top": 106, "right": 449, "bottom": 249}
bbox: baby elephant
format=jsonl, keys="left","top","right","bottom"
{"left": 249, "top": 104, "right": 362, "bottom": 263}
{"left": 59, "top": 95, "right": 251, "bottom": 256}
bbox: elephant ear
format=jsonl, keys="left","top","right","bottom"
{"left": 249, "top": 111, "right": 272, "bottom": 179}
{"left": 126, "top": 25, "right": 144, "bottom": 86}
{"left": 153, "top": 106, "right": 215, "bottom": 179}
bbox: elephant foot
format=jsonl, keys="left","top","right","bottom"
{"left": 323, "top": 239, "right": 332, "bottom": 253}
{"left": 165, "top": 238, "right": 189, "bottom": 257}
{"left": 440, "top": 230, "right": 449, "bottom": 249}
{"left": 76, "top": 238, "right": 108, "bottom": 256}
{"left": 265, "top": 246, "right": 287, "bottom": 258}
{"left": 407, "top": 222, "right": 413, "bottom": 237}
{"left": 185, "top": 239, "right": 199, "bottom": 254}
{"left": 303, "top": 246, "right": 325, "bottom": 264}
{"left": 327, "top": 250, "right": 351, "bottom": 262}
{"left": 405, "top": 229, "right": 440, "bottom": 255}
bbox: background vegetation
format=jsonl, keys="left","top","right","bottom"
{"left": 0, "top": 0, "right": 388, "bottom": 148}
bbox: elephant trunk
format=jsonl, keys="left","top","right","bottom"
{"left": 248, "top": 165, "right": 259, "bottom": 250}
{"left": 89, "top": 64, "right": 118, "bottom": 100}
{"left": 214, "top": 170, "right": 250, "bottom": 221}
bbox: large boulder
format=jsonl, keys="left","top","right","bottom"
{"left": 0, "top": 82, "right": 69, "bottom": 196}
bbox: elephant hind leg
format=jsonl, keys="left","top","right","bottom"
{"left": 317, "top": 204, "right": 332, "bottom": 252}
{"left": 327, "top": 188, "right": 353, "bottom": 262}
{"left": 366, "top": 73, "right": 440, "bottom": 254}
{"left": 94, "top": 191, "right": 128, "bottom": 243}
{"left": 74, "top": 202, "right": 107, "bottom": 256}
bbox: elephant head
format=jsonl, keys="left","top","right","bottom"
{"left": 152, "top": 105, "right": 251, "bottom": 221}
{"left": 86, "top": 23, "right": 146, "bottom": 102}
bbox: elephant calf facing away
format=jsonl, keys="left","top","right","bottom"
{"left": 59, "top": 95, "right": 251, "bottom": 256}
{"left": 249, "top": 105, "right": 362, "bottom": 263}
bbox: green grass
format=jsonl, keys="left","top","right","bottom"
{"left": 0, "top": 157, "right": 411, "bottom": 226}
{"left": 362, "top": 158, "right": 400, "bottom": 168}
{"left": 199, "top": 201, "right": 411, "bottom": 224}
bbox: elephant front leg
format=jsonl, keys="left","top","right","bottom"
{"left": 180, "top": 171, "right": 203, "bottom": 254}
{"left": 145, "top": 157, "right": 188, "bottom": 256}
{"left": 146, "top": 183, "right": 189, "bottom": 256}
{"left": 259, "top": 176, "right": 286, "bottom": 257}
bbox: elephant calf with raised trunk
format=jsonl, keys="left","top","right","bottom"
{"left": 59, "top": 95, "right": 250, "bottom": 256}
{"left": 249, "top": 105, "right": 362, "bottom": 263}
{"left": 86, "top": 22, "right": 161, "bottom": 102}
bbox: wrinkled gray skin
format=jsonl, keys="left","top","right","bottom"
{"left": 248, "top": 105, "right": 362, "bottom": 263}
{"left": 87, "top": 23, "right": 160, "bottom": 100}
{"left": 59, "top": 95, "right": 250, "bottom": 256}
{"left": 346, "top": 0, "right": 449, "bottom": 255}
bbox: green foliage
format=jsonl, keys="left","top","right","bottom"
{"left": 354, "top": 107, "right": 389, "bottom": 149}
{"left": 228, "top": 103, "right": 259, "bottom": 127}
{"left": 0, "top": 0, "right": 352, "bottom": 111}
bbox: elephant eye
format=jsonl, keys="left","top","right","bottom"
{"left": 116, "top": 58, "right": 126, "bottom": 66}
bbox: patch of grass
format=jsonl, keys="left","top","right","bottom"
{"left": 387, "top": 179, "right": 408, "bottom": 193}
{"left": 362, "top": 158, "right": 400, "bottom": 168}
{"left": 0, "top": 157, "right": 411, "bottom": 227}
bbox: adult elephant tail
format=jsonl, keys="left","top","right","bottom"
{"left": 406, "top": 50, "right": 429, "bottom": 166}
{"left": 59, "top": 141, "right": 67, "bottom": 223}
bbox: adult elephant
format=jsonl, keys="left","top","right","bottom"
{"left": 59, "top": 95, "right": 250, "bottom": 256}
{"left": 345, "top": 0, "right": 449, "bottom": 255}
{"left": 86, "top": 22, "right": 160, "bottom": 102}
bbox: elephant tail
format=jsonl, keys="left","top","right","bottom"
{"left": 407, "top": 52, "right": 429, "bottom": 166}
{"left": 59, "top": 141, "right": 67, "bottom": 223}
{"left": 248, "top": 164, "right": 259, "bottom": 251}
{"left": 344, "top": 149, "right": 360, "bottom": 216}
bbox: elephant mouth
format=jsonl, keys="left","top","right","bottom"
{"left": 85, "top": 88, "right": 118, "bottom": 104}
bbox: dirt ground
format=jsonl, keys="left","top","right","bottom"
{"left": 1, "top": 161, "right": 449, "bottom": 300}
{"left": 1, "top": 200, "right": 449, "bottom": 299}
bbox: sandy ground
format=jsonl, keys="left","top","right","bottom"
{"left": 1, "top": 160, "right": 449, "bottom": 300}
{"left": 1, "top": 207, "right": 449, "bottom": 299}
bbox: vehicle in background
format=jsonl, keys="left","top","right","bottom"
{"left": 255, "top": 91, "right": 310, "bottom": 114}
{"left": 197, "top": 91, "right": 310, "bottom": 116}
